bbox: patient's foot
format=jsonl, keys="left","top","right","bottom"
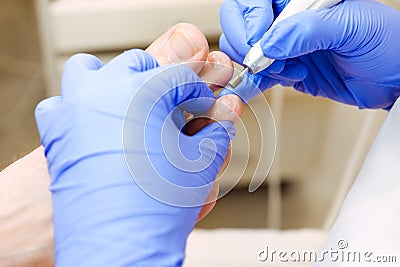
{"left": 147, "top": 23, "right": 242, "bottom": 138}
{"left": 146, "top": 23, "right": 243, "bottom": 221}
{"left": 146, "top": 23, "right": 242, "bottom": 123}
{"left": 146, "top": 23, "right": 208, "bottom": 73}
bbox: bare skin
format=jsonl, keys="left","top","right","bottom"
{"left": 184, "top": 50, "right": 243, "bottom": 220}
{"left": 0, "top": 23, "right": 242, "bottom": 266}
{"left": 0, "top": 146, "right": 53, "bottom": 267}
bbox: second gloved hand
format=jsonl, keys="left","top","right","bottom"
{"left": 219, "top": 0, "right": 400, "bottom": 109}
{"left": 35, "top": 50, "right": 234, "bottom": 266}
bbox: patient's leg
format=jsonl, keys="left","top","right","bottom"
{"left": 0, "top": 146, "right": 53, "bottom": 266}
{"left": 0, "top": 23, "right": 241, "bottom": 266}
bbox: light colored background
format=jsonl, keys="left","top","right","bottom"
{"left": 0, "top": 0, "right": 394, "bottom": 231}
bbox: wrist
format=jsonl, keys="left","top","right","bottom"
{"left": 0, "top": 147, "right": 54, "bottom": 266}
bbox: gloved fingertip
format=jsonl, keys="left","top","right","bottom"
{"left": 35, "top": 97, "right": 62, "bottom": 139}
{"left": 260, "top": 36, "right": 285, "bottom": 59}
{"left": 280, "top": 60, "right": 308, "bottom": 81}
{"left": 178, "top": 96, "right": 215, "bottom": 116}
{"left": 267, "top": 59, "right": 285, "bottom": 74}
{"left": 219, "top": 34, "right": 246, "bottom": 65}
{"left": 246, "top": 25, "right": 266, "bottom": 46}
{"left": 218, "top": 87, "right": 235, "bottom": 98}
{"left": 129, "top": 49, "right": 160, "bottom": 72}
{"left": 35, "top": 96, "right": 62, "bottom": 118}
{"left": 107, "top": 49, "right": 160, "bottom": 72}
{"left": 259, "top": 21, "right": 295, "bottom": 60}
{"left": 219, "top": 87, "right": 247, "bottom": 103}
{"left": 218, "top": 120, "right": 236, "bottom": 140}
{"left": 245, "top": 6, "right": 274, "bottom": 46}
{"left": 195, "top": 120, "right": 236, "bottom": 141}
{"left": 222, "top": 72, "right": 272, "bottom": 103}
{"left": 66, "top": 53, "right": 104, "bottom": 71}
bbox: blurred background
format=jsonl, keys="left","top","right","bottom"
{"left": 1, "top": 0, "right": 397, "bottom": 231}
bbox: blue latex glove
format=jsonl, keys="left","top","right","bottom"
{"left": 219, "top": 0, "right": 400, "bottom": 109}
{"left": 35, "top": 49, "right": 234, "bottom": 266}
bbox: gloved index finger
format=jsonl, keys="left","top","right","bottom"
{"left": 238, "top": 0, "right": 275, "bottom": 45}
{"left": 220, "top": 0, "right": 277, "bottom": 48}
{"left": 220, "top": 0, "right": 252, "bottom": 58}
{"left": 64, "top": 53, "right": 105, "bottom": 72}
{"left": 219, "top": 72, "right": 270, "bottom": 103}
{"left": 105, "top": 49, "right": 160, "bottom": 73}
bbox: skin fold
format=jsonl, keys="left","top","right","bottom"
{"left": 0, "top": 23, "right": 242, "bottom": 266}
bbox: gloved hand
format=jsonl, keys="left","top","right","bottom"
{"left": 35, "top": 49, "right": 234, "bottom": 266}
{"left": 219, "top": 0, "right": 400, "bottom": 109}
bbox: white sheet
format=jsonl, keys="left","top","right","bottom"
{"left": 185, "top": 228, "right": 327, "bottom": 267}
{"left": 315, "top": 98, "right": 400, "bottom": 266}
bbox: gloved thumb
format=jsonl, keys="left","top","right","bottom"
{"left": 188, "top": 120, "right": 235, "bottom": 179}
{"left": 240, "top": 0, "right": 275, "bottom": 46}
{"left": 35, "top": 96, "right": 62, "bottom": 145}
{"left": 105, "top": 49, "right": 160, "bottom": 73}
{"left": 260, "top": 5, "right": 345, "bottom": 59}
{"left": 64, "top": 53, "right": 105, "bottom": 71}
{"left": 61, "top": 54, "right": 105, "bottom": 96}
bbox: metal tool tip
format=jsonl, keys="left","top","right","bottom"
{"left": 228, "top": 75, "right": 243, "bottom": 89}
{"left": 228, "top": 67, "right": 249, "bottom": 89}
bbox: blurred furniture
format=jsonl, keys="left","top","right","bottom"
{"left": 36, "top": 0, "right": 223, "bottom": 96}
